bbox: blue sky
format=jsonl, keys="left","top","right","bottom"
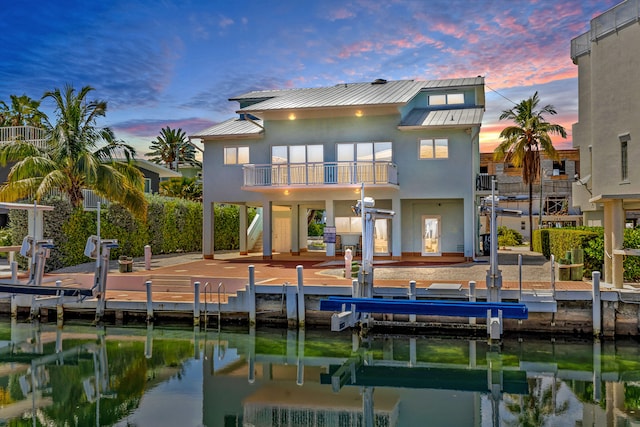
{"left": 0, "top": 0, "right": 619, "bottom": 154}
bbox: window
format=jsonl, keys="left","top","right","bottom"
{"left": 224, "top": 146, "right": 249, "bottom": 165}
{"left": 552, "top": 160, "right": 566, "bottom": 176}
{"left": 336, "top": 142, "right": 392, "bottom": 162}
{"left": 144, "top": 178, "right": 151, "bottom": 193}
{"left": 428, "top": 93, "right": 465, "bottom": 106}
{"left": 271, "top": 145, "right": 323, "bottom": 163}
{"left": 419, "top": 138, "right": 448, "bottom": 159}
{"left": 335, "top": 217, "right": 362, "bottom": 233}
{"left": 621, "top": 140, "right": 628, "bottom": 181}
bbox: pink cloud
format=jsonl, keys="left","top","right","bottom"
{"left": 327, "top": 7, "right": 355, "bottom": 21}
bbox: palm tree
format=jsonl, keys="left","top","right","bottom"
{"left": 160, "top": 176, "right": 202, "bottom": 201}
{"left": 0, "top": 94, "right": 46, "bottom": 127}
{"left": 0, "top": 84, "right": 147, "bottom": 218}
{"left": 146, "top": 126, "right": 201, "bottom": 171}
{"left": 494, "top": 92, "right": 566, "bottom": 250}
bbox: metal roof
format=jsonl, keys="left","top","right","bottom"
{"left": 233, "top": 77, "right": 484, "bottom": 112}
{"left": 191, "top": 118, "right": 264, "bottom": 139}
{"left": 400, "top": 107, "right": 484, "bottom": 128}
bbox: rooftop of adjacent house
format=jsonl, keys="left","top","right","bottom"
{"left": 231, "top": 77, "right": 484, "bottom": 112}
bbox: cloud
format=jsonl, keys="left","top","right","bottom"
{"left": 112, "top": 117, "right": 217, "bottom": 138}
{"left": 327, "top": 7, "right": 355, "bottom": 21}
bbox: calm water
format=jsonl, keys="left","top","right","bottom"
{"left": 1, "top": 320, "right": 640, "bottom": 426}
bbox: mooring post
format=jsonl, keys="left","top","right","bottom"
{"left": 10, "top": 261, "right": 17, "bottom": 283}
{"left": 56, "top": 280, "right": 63, "bottom": 326}
{"left": 145, "top": 323, "right": 153, "bottom": 359}
{"left": 144, "top": 245, "right": 152, "bottom": 270}
{"left": 409, "top": 280, "right": 416, "bottom": 323}
{"left": 297, "top": 265, "right": 305, "bottom": 328}
{"left": 10, "top": 294, "right": 16, "bottom": 318}
{"left": 551, "top": 254, "right": 556, "bottom": 299}
{"left": 145, "top": 280, "right": 153, "bottom": 322}
{"left": 193, "top": 281, "right": 201, "bottom": 327}
{"left": 469, "top": 280, "right": 476, "bottom": 325}
{"left": 248, "top": 265, "right": 256, "bottom": 326}
{"left": 518, "top": 254, "right": 522, "bottom": 301}
{"left": 592, "top": 271, "right": 601, "bottom": 337}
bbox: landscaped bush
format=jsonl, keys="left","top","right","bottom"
{"left": 497, "top": 226, "right": 523, "bottom": 247}
{"left": 7, "top": 195, "right": 205, "bottom": 271}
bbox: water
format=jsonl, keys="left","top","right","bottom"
{"left": 1, "top": 320, "right": 640, "bottom": 426}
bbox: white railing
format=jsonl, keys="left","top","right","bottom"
{"left": 46, "top": 188, "right": 110, "bottom": 210}
{"left": 571, "top": 0, "right": 640, "bottom": 59}
{"left": 243, "top": 161, "right": 398, "bottom": 187}
{"left": 0, "top": 126, "right": 47, "bottom": 150}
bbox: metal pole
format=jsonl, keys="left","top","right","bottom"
{"left": 248, "top": 265, "right": 256, "bottom": 326}
{"left": 296, "top": 265, "right": 305, "bottom": 328}
{"left": 409, "top": 280, "right": 416, "bottom": 323}
{"left": 145, "top": 281, "right": 153, "bottom": 322}
{"left": 592, "top": 271, "right": 601, "bottom": 337}
{"left": 469, "top": 280, "right": 476, "bottom": 325}
{"left": 518, "top": 254, "right": 522, "bottom": 301}
{"left": 193, "top": 281, "right": 201, "bottom": 327}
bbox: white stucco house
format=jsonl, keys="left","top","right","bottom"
{"left": 571, "top": 0, "right": 640, "bottom": 287}
{"left": 192, "top": 77, "right": 485, "bottom": 260}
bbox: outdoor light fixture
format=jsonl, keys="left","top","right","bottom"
{"left": 288, "top": 113, "right": 296, "bottom": 120}
{"left": 355, "top": 110, "right": 363, "bottom": 117}
{"left": 284, "top": 190, "right": 290, "bottom": 195}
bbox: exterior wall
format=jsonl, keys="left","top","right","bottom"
{"left": 139, "top": 168, "right": 160, "bottom": 193}
{"left": 202, "top": 112, "right": 478, "bottom": 258}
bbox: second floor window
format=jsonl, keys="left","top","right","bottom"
{"left": 272, "top": 145, "right": 323, "bottom": 164}
{"left": 224, "top": 146, "right": 249, "bottom": 165}
{"left": 419, "top": 138, "right": 448, "bottom": 159}
{"left": 336, "top": 142, "right": 392, "bottom": 162}
{"left": 428, "top": 93, "right": 465, "bottom": 106}
{"left": 621, "top": 140, "right": 628, "bottom": 181}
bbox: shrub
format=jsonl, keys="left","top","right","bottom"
{"left": 497, "top": 226, "right": 523, "bottom": 247}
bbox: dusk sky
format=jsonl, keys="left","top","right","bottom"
{"left": 0, "top": 0, "right": 619, "bottom": 154}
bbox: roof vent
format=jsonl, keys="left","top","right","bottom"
{"left": 372, "top": 78, "right": 387, "bottom": 85}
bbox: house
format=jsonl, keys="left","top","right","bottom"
{"left": 478, "top": 149, "right": 582, "bottom": 242}
{"left": 192, "top": 77, "right": 485, "bottom": 260}
{"left": 571, "top": 0, "right": 640, "bottom": 287}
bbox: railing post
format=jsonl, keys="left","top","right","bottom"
{"left": 56, "top": 280, "right": 63, "bottom": 326}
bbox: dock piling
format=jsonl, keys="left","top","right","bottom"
{"left": 592, "top": 271, "right": 601, "bottom": 337}
{"left": 145, "top": 281, "right": 153, "bottom": 322}
{"left": 297, "top": 265, "right": 305, "bottom": 328}
{"left": 193, "top": 281, "right": 201, "bottom": 327}
{"left": 248, "top": 265, "right": 256, "bottom": 326}
{"left": 409, "top": 281, "right": 416, "bottom": 323}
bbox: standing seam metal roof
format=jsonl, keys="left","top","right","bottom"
{"left": 233, "top": 78, "right": 483, "bottom": 112}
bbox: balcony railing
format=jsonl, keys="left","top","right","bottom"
{"left": 476, "top": 174, "right": 496, "bottom": 191}
{"left": 571, "top": 0, "right": 640, "bottom": 59}
{"left": 243, "top": 161, "right": 398, "bottom": 188}
{"left": 0, "top": 126, "right": 47, "bottom": 150}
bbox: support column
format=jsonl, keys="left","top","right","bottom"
{"left": 203, "top": 202, "right": 215, "bottom": 259}
{"left": 262, "top": 200, "right": 273, "bottom": 260}
{"left": 239, "top": 204, "right": 248, "bottom": 255}
{"left": 291, "top": 204, "right": 300, "bottom": 255}
{"left": 603, "top": 202, "right": 612, "bottom": 284}
{"left": 464, "top": 195, "right": 474, "bottom": 259}
{"left": 325, "top": 199, "right": 335, "bottom": 257}
{"left": 611, "top": 199, "right": 624, "bottom": 289}
{"left": 391, "top": 195, "right": 401, "bottom": 260}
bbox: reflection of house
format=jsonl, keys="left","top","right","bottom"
{"left": 192, "top": 77, "right": 485, "bottom": 260}
{"left": 478, "top": 150, "right": 582, "bottom": 241}
{"left": 571, "top": 0, "right": 640, "bottom": 287}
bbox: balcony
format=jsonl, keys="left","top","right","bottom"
{"left": 243, "top": 161, "right": 398, "bottom": 190}
{"left": 0, "top": 126, "right": 47, "bottom": 150}
{"left": 476, "top": 174, "right": 496, "bottom": 192}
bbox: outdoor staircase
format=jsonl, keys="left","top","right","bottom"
{"left": 251, "top": 232, "right": 263, "bottom": 252}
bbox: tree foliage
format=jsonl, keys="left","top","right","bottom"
{"left": 494, "top": 92, "right": 567, "bottom": 250}
{"left": 146, "top": 126, "right": 201, "bottom": 171}
{"left": 0, "top": 85, "right": 147, "bottom": 219}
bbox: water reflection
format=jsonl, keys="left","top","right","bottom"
{"left": 1, "top": 319, "right": 640, "bottom": 426}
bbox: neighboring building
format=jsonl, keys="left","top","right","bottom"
{"left": 192, "top": 77, "right": 485, "bottom": 260}
{"left": 478, "top": 149, "right": 582, "bottom": 242}
{"left": 571, "top": 0, "right": 640, "bottom": 287}
{"left": 117, "top": 158, "right": 182, "bottom": 195}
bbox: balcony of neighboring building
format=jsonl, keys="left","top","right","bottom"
{"left": 0, "top": 125, "right": 47, "bottom": 149}
{"left": 242, "top": 161, "right": 398, "bottom": 191}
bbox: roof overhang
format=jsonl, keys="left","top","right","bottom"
{"left": 398, "top": 107, "right": 484, "bottom": 130}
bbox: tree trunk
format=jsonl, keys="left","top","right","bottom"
{"left": 529, "top": 181, "right": 534, "bottom": 251}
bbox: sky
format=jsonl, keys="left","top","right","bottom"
{"left": 0, "top": 0, "right": 620, "bottom": 154}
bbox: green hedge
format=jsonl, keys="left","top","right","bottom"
{"left": 8, "top": 195, "right": 204, "bottom": 271}
{"left": 532, "top": 226, "right": 640, "bottom": 281}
